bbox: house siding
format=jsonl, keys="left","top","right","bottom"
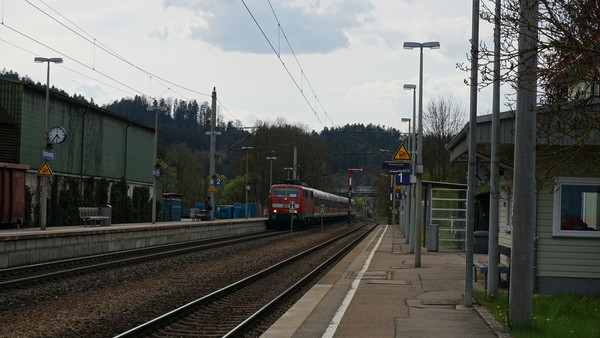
{"left": 536, "top": 186, "right": 600, "bottom": 280}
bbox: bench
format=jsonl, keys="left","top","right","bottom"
{"left": 78, "top": 207, "right": 109, "bottom": 226}
{"left": 473, "top": 260, "right": 510, "bottom": 289}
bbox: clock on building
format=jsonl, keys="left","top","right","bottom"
{"left": 48, "top": 126, "right": 67, "bottom": 144}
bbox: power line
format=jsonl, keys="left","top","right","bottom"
{"left": 2, "top": 1, "right": 245, "bottom": 125}
{"left": 266, "top": 0, "right": 335, "bottom": 127}
{"left": 24, "top": 0, "right": 213, "bottom": 100}
{"left": 240, "top": 0, "right": 332, "bottom": 129}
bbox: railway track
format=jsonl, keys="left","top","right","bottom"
{"left": 116, "top": 219, "right": 377, "bottom": 337}
{"left": 0, "top": 231, "right": 280, "bottom": 289}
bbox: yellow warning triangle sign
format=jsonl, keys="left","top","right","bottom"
{"left": 208, "top": 185, "right": 216, "bottom": 192}
{"left": 37, "top": 161, "right": 53, "bottom": 176}
{"left": 392, "top": 143, "right": 411, "bottom": 161}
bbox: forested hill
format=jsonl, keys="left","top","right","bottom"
{"left": 104, "top": 95, "right": 249, "bottom": 160}
{"left": 1, "top": 70, "right": 404, "bottom": 184}
{"left": 319, "top": 124, "right": 403, "bottom": 175}
{"left": 104, "top": 95, "right": 404, "bottom": 177}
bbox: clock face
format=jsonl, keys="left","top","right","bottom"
{"left": 48, "top": 126, "right": 67, "bottom": 144}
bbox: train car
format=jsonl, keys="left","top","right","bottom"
{"left": 267, "top": 183, "right": 356, "bottom": 229}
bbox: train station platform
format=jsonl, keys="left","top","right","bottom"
{"left": 0, "top": 218, "right": 267, "bottom": 269}
{"left": 263, "top": 223, "right": 510, "bottom": 338}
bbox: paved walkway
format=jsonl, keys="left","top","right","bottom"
{"left": 263, "top": 223, "right": 511, "bottom": 338}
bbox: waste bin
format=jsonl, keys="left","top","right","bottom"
{"left": 100, "top": 204, "right": 111, "bottom": 226}
{"left": 474, "top": 230, "right": 489, "bottom": 254}
{"left": 427, "top": 224, "right": 439, "bottom": 252}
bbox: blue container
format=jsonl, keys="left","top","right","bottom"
{"left": 193, "top": 202, "right": 206, "bottom": 211}
{"left": 234, "top": 203, "right": 257, "bottom": 218}
{"left": 215, "top": 205, "right": 234, "bottom": 219}
{"left": 162, "top": 198, "right": 182, "bottom": 221}
{"left": 162, "top": 199, "right": 171, "bottom": 221}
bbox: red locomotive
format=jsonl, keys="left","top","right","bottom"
{"left": 268, "top": 183, "right": 356, "bottom": 228}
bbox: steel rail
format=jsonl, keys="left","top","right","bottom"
{"left": 115, "top": 220, "right": 377, "bottom": 337}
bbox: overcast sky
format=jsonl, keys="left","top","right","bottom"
{"left": 1, "top": 0, "right": 504, "bottom": 132}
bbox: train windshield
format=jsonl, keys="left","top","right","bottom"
{"left": 273, "top": 187, "right": 300, "bottom": 198}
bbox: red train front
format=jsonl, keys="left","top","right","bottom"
{"left": 268, "top": 183, "right": 356, "bottom": 229}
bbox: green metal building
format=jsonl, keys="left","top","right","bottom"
{"left": 0, "top": 76, "right": 155, "bottom": 224}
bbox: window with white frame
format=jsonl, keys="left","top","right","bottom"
{"left": 553, "top": 177, "right": 600, "bottom": 238}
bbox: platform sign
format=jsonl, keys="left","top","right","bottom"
{"left": 41, "top": 148, "right": 56, "bottom": 161}
{"left": 392, "top": 143, "right": 411, "bottom": 161}
{"left": 395, "top": 192, "right": 403, "bottom": 200}
{"left": 37, "top": 161, "right": 53, "bottom": 176}
{"left": 395, "top": 172, "right": 410, "bottom": 186}
{"left": 382, "top": 161, "right": 410, "bottom": 170}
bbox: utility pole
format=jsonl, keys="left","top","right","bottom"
{"left": 510, "top": 0, "right": 538, "bottom": 328}
{"left": 347, "top": 168, "right": 362, "bottom": 223}
{"left": 242, "top": 146, "right": 254, "bottom": 218}
{"left": 487, "top": 0, "right": 502, "bottom": 296}
{"left": 35, "top": 56, "right": 62, "bottom": 230}
{"left": 465, "top": 0, "right": 479, "bottom": 307}
{"left": 148, "top": 104, "right": 168, "bottom": 224}
{"left": 293, "top": 145, "right": 298, "bottom": 180}
{"left": 208, "top": 87, "right": 219, "bottom": 221}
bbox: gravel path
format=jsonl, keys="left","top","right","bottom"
{"left": 0, "top": 224, "right": 354, "bottom": 337}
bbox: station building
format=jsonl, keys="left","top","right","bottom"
{"left": 0, "top": 75, "right": 155, "bottom": 227}
{"left": 447, "top": 110, "right": 600, "bottom": 294}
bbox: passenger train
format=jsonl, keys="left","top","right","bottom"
{"left": 267, "top": 183, "right": 356, "bottom": 229}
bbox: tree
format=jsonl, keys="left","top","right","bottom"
{"left": 475, "top": 0, "right": 600, "bottom": 186}
{"left": 162, "top": 143, "right": 206, "bottom": 207}
{"left": 423, "top": 95, "right": 468, "bottom": 182}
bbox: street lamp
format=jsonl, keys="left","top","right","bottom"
{"left": 147, "top": 105, "right": 167, "bottom": 224}
{"left": 403, "top": 41, "right": 440, "bottom": 267}
{"left": 284, "top": 167, "right": 293, "bottom": 180}
{"left": 34, "top": 56, "right": 63, "bottom": 231}
{"left": 403, "top": 84, "right": 417, "bottom": 250}
{"left": 400, "top": 117, "right": 412, "bottom": 236}
{"left": 242, "top": 146, "right": 254, "bottom": 218}
{"left": 266, "top": 156, "right": 277, "bottom": 188}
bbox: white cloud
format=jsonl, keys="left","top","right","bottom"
{"left": 0, "top": 0, "right": 506, "bottom": 132}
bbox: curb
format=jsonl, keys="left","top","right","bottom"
{"left": 473, "top": 304, "right": 512, "bottom": 338}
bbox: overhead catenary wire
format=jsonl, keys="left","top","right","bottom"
{"left": 266, "top": 0, "right": 334, "bottom": 127}
{"left": 23, "top": 0, "right": 213, "bottom": 100}
{"left": 241, "top": 0, "right": 332, "bottom": 129}
{"left": 1, "top": 0, "right": 241, "bottom": 124}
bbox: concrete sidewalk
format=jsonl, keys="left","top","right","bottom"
{"left": 263, "top": 223, "right": 511, "bottom": 338}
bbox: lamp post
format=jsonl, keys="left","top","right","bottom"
{"left": 34, "top": 56, "right": 63, "bottom": 231}
{"left": 401, "top": 117, "right": 412, "bottom": 236}
{"left": 284, "top": 167, "right": 293, "bottom": 180}
{"left": 403, "top": 84, "right": 417, "bottom": 250}
{"left": 147, "top": 104, "right": 168, "bottom": 224}
{"left": 403, "top": 41, "right": 440, "bottom": 267}
{"left": 242, "top": 146, "right": 254, "bottom": 218}
{"left": 266, "top": 156, "right": 277, "bottom": 188}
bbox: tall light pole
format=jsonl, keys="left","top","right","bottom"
{"left": 266, "top": 156, "right": 277, "bottom": 188}
{"left": 34, "top": 56, "right": 63, "bottom": 231}
{"left": 401, "top": 118, "right": 412, "bottom": 236}
{"left": 147, "top": 104, "right": 167, "bottom": 224}
{"left": 403, "top": 41, "right": 440, "bottom": 267}
{"left": 284, "top": 167, "right": 293, "bottom": 180}
{"left": 403, "top": 84, "right": 417, "bottom": 250}
{"left": 242, "top": 146, "right": 254, "bottom": 218}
